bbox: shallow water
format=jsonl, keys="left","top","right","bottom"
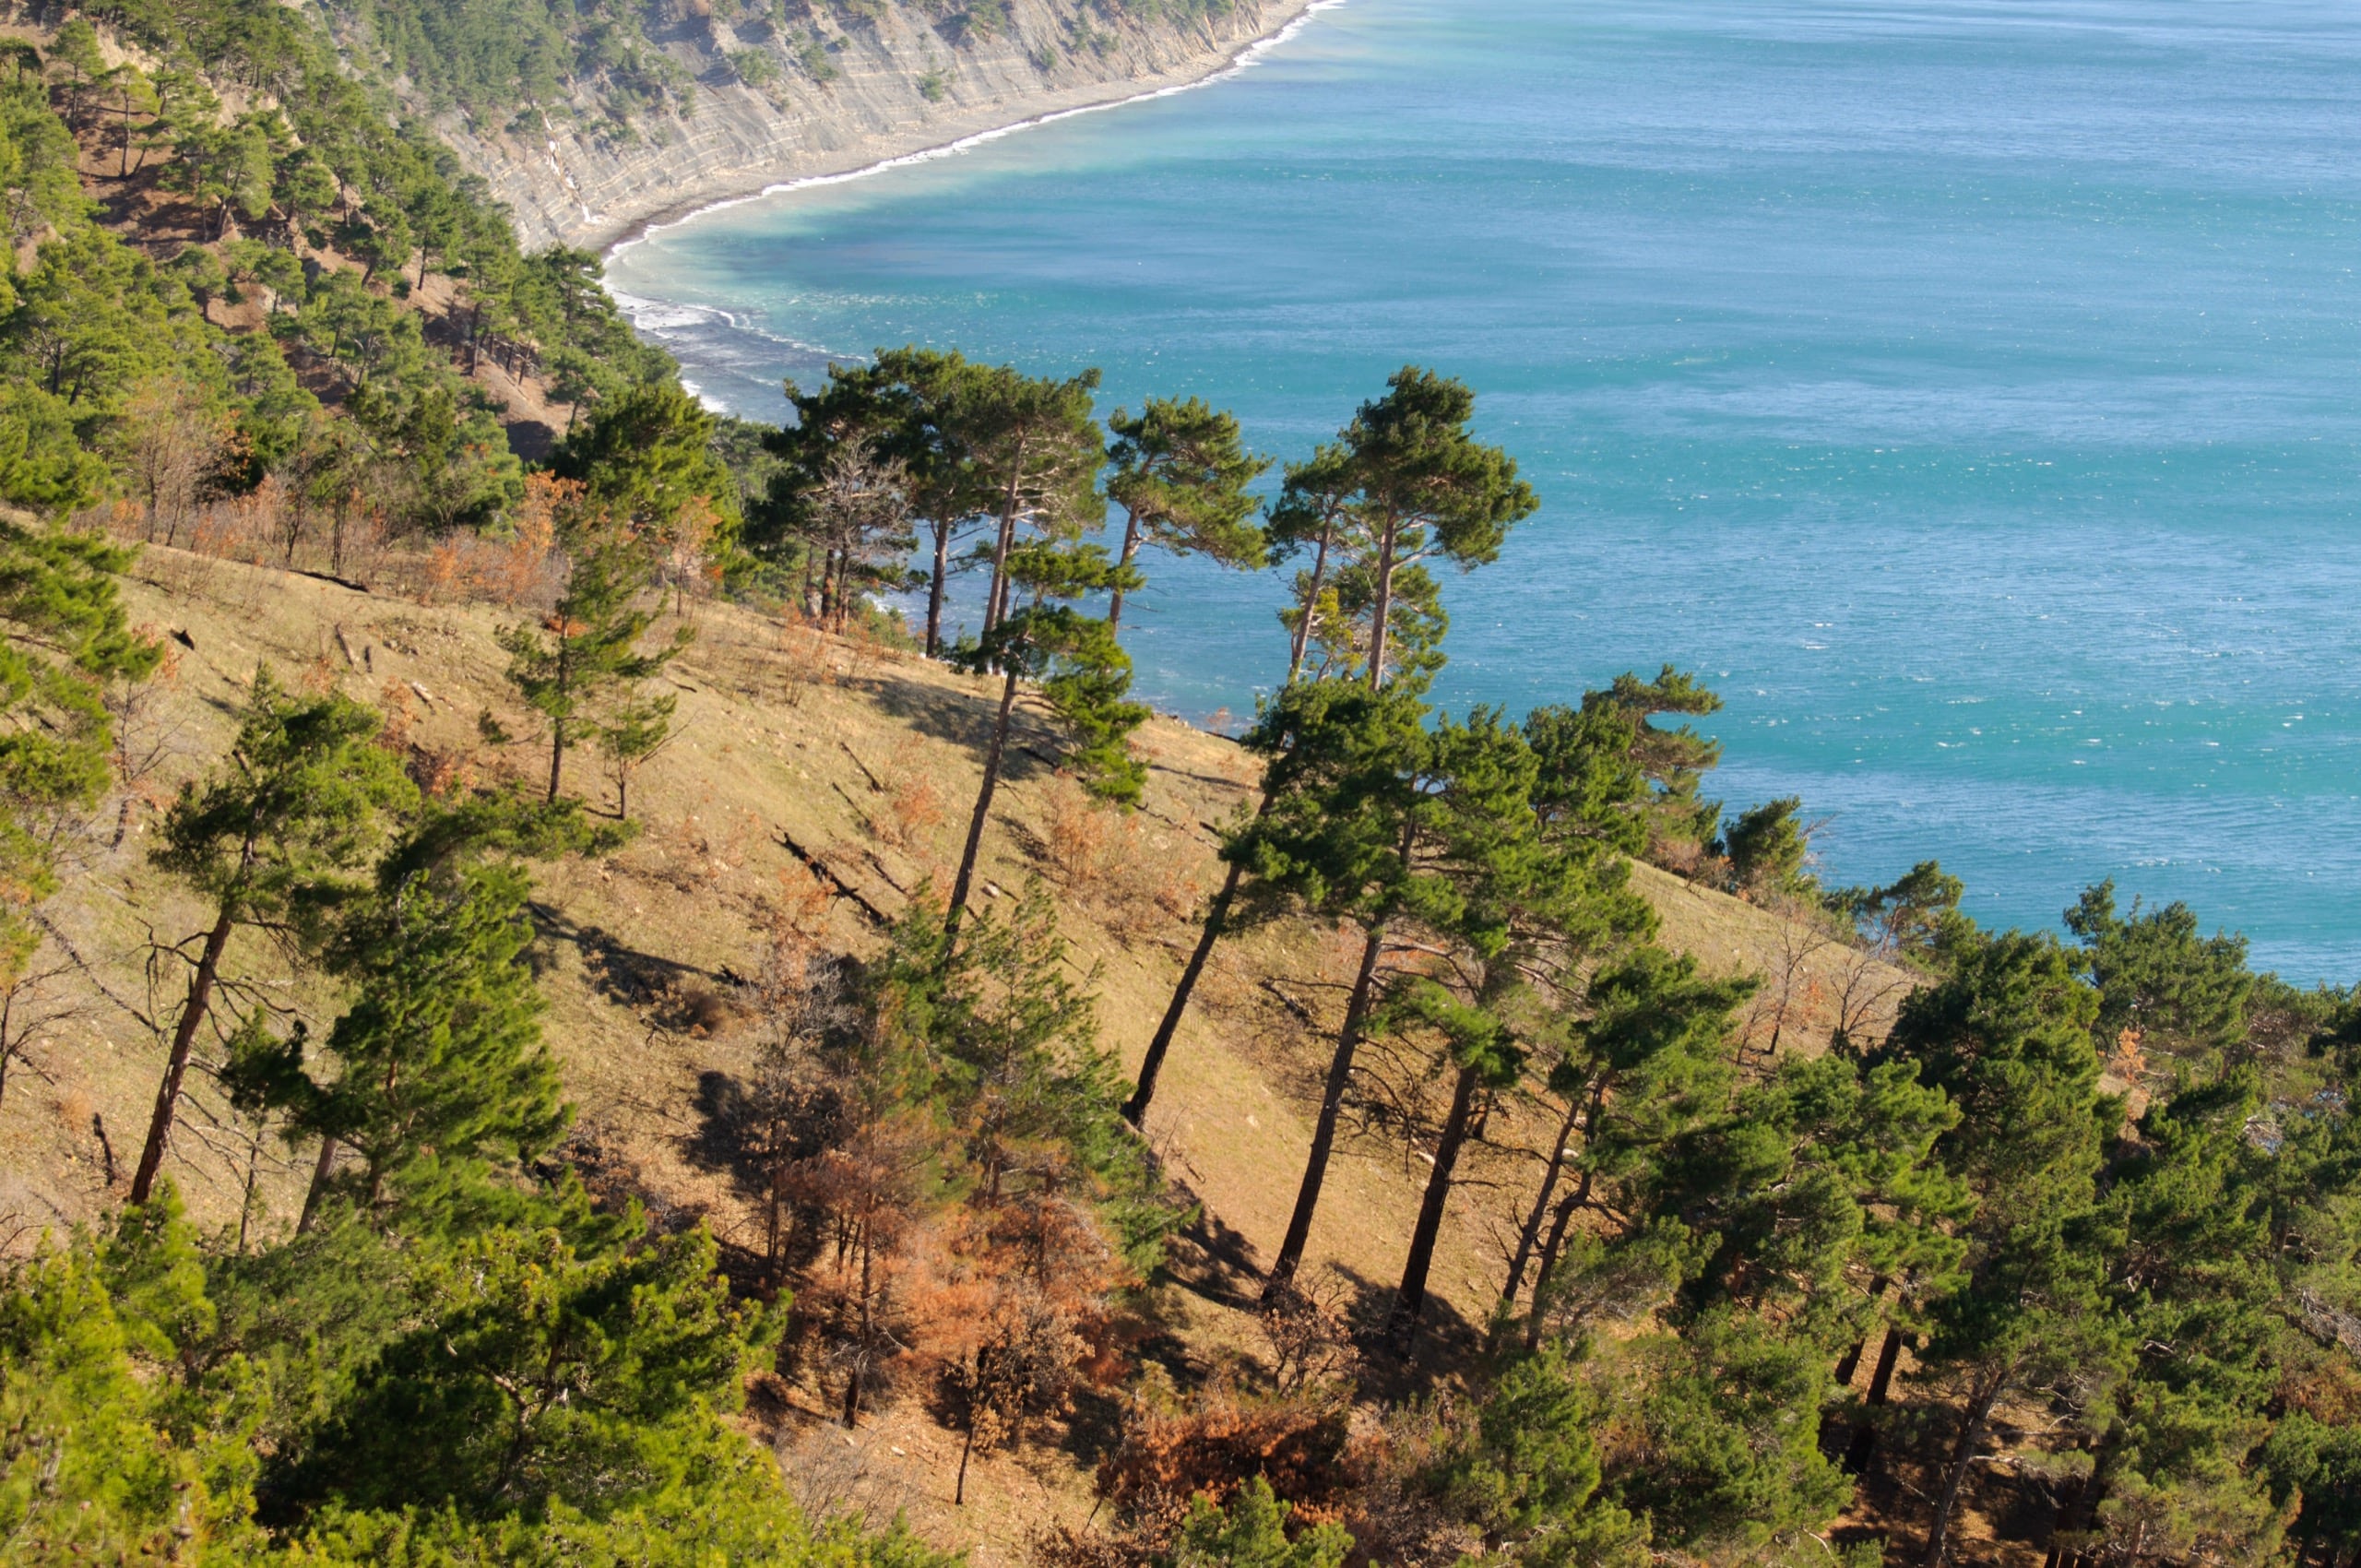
{"left": 607, "top": 0, "right": 2361, "bottom": 980}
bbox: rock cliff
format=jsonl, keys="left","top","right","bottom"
{"left": 429, "top": 0, "right": 1317, "bottom": 252}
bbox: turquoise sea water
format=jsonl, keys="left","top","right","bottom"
{"left": 605, "top": 0, "right": 2361, "bottom": 981}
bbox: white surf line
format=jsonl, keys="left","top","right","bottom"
{"left": 604, "top": 0, "right": 1349, "bottom": 262}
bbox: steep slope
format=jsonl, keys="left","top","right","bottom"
{"left": 412, "top": 0, "right": 1322, "bottom": 249}
{"left": 3, "top": 545, "right": 1905, "bottom": 1302}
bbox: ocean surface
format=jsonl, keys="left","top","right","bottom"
{"left": 605, "top": 0, "right": 2361, "bottom": 982}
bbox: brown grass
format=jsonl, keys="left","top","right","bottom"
{"left": 0, "top": 545, "right": 1918, "bottom": 1565}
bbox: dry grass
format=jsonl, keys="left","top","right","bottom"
{"left": 0, "top": 545, "right": 1918, "bottom": 1564}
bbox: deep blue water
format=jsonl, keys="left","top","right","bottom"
{"left": 606, "top": 0, "right": 2361, "bottom": 981}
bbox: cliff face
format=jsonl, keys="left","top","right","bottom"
{"left": 431, "top": 0, "right": 1312, "bottom": 252}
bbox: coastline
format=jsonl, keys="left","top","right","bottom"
{"left": 602, "top": 0, "right": 1342, "bottom": 258}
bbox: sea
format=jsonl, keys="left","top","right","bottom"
{"left": 604, "top": 0, "right": 2361, "bottom": 983}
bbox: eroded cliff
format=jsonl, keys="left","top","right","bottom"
{"left": 424, "top": 0, "right": 1316, "bottom": 251}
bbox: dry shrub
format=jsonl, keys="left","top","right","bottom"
{"left": 869, "top": 742, "right": 946, "bottom": 849}
{"left": 1044, "top": 778, "right": 1115, "bottom": 887}
{"left": 1258, "top": 1276, "right": 1360, "bottom": 1396}
{"left": 770, "top": 863, "right": 835, "bottom": 938}
{"left": 885, "top": 774, "right": 944, "bottom": 849}
{"left": 670, "top": 982, "right": 732, "bottom": 1037}
{"left": 332, "top": 505, "right": 392, "bottom": 586}
{"left": 1097, "top": 1385, "right": 1361, "bottom": 1533}
{"left": 1649, "top": 830, "right": 1711, "bottom": 881}
{"left": 410, "top": 487, "right": 565, "bottom": 609}
{"left": 660, "top": 493, "right": 725, "bottom": 613}
{"left": 217, "top": 484, "right": 282, "bottom": 567}
{"left": 492, "top": 475, "right": 569, "bottom": 608}
{"left": 376, "top": 679, "right": 420, "bottom": 752}
{"left": 420, "top": 539, "right": 471, "bottom": 605}
{"left": 777, "top": 620, "right": 835, "bottom": 707}
{"left": 1106, "top": 838, "right": 1204, "bottom": 945}
{"left": 410, "top": 746, "right": 474, "bottom": 799}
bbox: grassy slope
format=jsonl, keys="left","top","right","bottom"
{"left": 0, "top": 547, "right": 1913, "bottom": 1560}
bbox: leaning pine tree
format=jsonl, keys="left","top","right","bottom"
{"left": 1377, "top": 706, "right": 1655, "bottom": 1354}
{"left": 131, "top": 671, "right": 416, "bottom": 1206}
{"left": 945, "top": 540, "right": 1147, "bottom": 938}
{"left": 1101, "top": 395, "right": 1269, "bottom": 635}
{"left": 1123, "top": 367, "right": 1536, "bottom": 1130}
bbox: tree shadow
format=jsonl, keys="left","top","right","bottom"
{"left": 528, "top": 901, "right": 718, "bottom": 1013}
{"left": 1159, "top": 1200, "right": 1267, "bottom": 1313}
{"left": 686, "top": 1068, "right": 765, "bottom": 1197}
{"left": 1323, "top": 1263, "right": 1483, "bottom": 1404}
{"left": 852, "top": 670, "right": 1061, "bottom": 786}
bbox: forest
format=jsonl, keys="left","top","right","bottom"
{"left": 0, "top": 1, "right": 2356, "bottom": 1564}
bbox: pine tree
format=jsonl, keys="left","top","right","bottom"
{"left": 0, "top": 1182, "right": 263, "bottom": 1557}
{"left": 945, "top": 542, "right": 1145, "bottom": 934}
{"left": 1318, "top": 367, "right": 1537, "bottom": 691}
{"left": 1242, "top": 676, "right": 1432, "bottom": 1296}
{"left": 2047, "top": 1072, "right": 2287, "bottom": 1568}
{"left": 947, "top": 363, "right": 1107, "bottom": 641}
{"left": 1266, "top": 442, "right": 1363, "bottom": 684}
{"left": 1428, "top": 1344, "right": 1647, "bottom": 1567}
{"left": 1171, "top": 1476, "right": 1353, "bottom": 1568}
{"left": 2067, "top": 879, "right": 2255, "bottom": 1072}
{"left": 498, "top": 508, "right": 687, "bottom": 804}
{"left": 295, "top": 861, "right": 569, "bottom": 1229}
{"left": 1381, "top": 707, "right": 1654, "bottom": 1353}
{"left": 1562, "top": 665, "right": 1727, "bottom": 859}
{"left": 597, "top": 686, "right": 678, "bottom": 823}
{"left": 1508, "top": 947, "right": 1754, "bottom": 1348}
{"left": 1124, "top": 374, "right": 1532, "bottom": 1130}
{"left": 1102, "top": 396, "right": 1268, "bottom": 634}
{"left": 131, "top": 671, "right": 416, "bottom": 1206}
{"left": 759, "top": 349, "right": 979, "bottom": 653}
{"left": 274, "top": 1217, "right": 774, "bottom": 1522}
{"left": 552, "top": 380, "right": 742, "bottom": 573}
{"left": 1611, "top": 1306, "right": 1856, "bottom": 1555}
{"left": 1879, "top": 931, "right": 2126, "bottom": 1567}
{"left": 0, "top": 518, "right": 159, "bottom": 993}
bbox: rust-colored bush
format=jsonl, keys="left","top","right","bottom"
{"left": 1097, "top": 1387, "right": 1362, "bottom": 1526}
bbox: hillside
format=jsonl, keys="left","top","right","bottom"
{"left": 0, "top": 543, "right": 1913, "bottom": 1561}
{"left": 4, "top": 541, "right": 1906, "bottom": 1296}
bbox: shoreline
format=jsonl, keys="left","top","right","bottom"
{"left": 599, "top": 0, "right": 1343, "bottom": 259}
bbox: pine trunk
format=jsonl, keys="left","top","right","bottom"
{"left": 981, "top": 453, "right": 1026, "bottom": 640}
{"left": 1523, "top": 1162, "right": 1594, "bottom": 1350}
{"left": 130, "top": 907, "right": 236, "bottom": 1205}
{"left": 947, "top": 669, "right": 1021, "bottom": 936}
{"left": 1286, "top": 526, "right": 1334, "bottom": 683}
{"left": 1122, "top": 776, "right": 1279, "bottom": 1123}
{"left": 296, "top": 1135, "right": 338, "bottom": 1234}
{"left": 1922, "top": 1372, "right": 2004, "bottom": 1568}
{"left": 1264, "top": 921, "right": 1385, "bottom": 1298}
{"left": 926, "top": 520, "right": 951, "bottom": 657}
{"left": 1364, "top": 522, "right": 1397, "bottom": 691}
{"left": 1843, "top": 1323, "right": 1910, "bottom": 1474}
{"left": 1494, "top": 1094, "right": 1584, "bottom": 1336}
{"left": 1384, "top": 1059, "right": 1482, "bottom": 1354}
{"left": 1107, "top": 512, "right": 1142, "bottom": 635}
{"left": 2044, "top": 1424, "right": 2121, "bottom": 1568}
